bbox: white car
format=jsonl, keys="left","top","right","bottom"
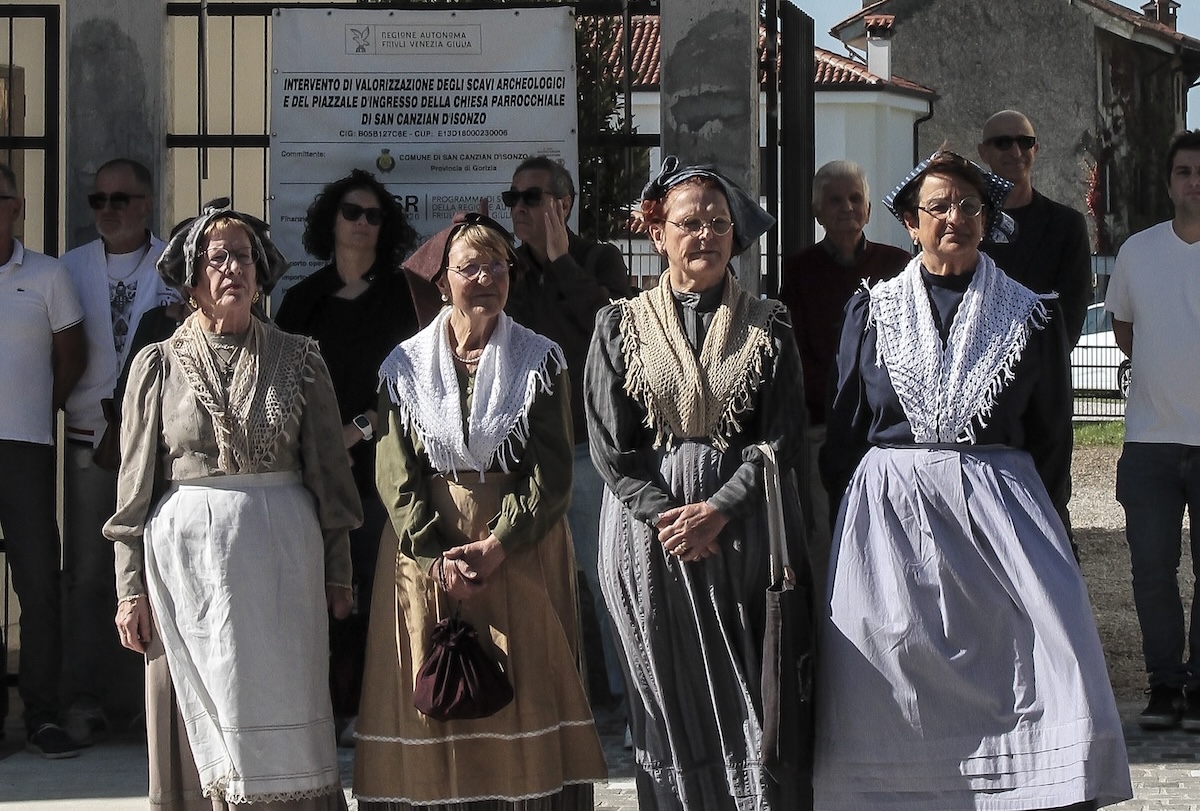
{"left": 1071, "top": 303, "right": 1131, "bottom": 398}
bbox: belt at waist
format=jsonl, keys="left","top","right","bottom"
{"left": 167, "top": 470, "right": 302, "bottom": 491}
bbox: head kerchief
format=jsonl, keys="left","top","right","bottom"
{"left": 882, "top": 150, "right": 1017, "bottom": 244}
{"left": 641, "top": 155, "right": 775, "bottom": 254}
{"left": 157, "top": 197, "right": 289, "bottom": 293}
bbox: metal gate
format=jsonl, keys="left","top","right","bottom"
{"left": 0, "top": 5, "right": 60, "bottom": 255}
{"left": 163, "top": 1, "right": 663, "bottom": 247}
{"left": 162, "top": 0, "right": 814, "bottom": 295}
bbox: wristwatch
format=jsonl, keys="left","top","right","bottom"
{"left": 353, "top": 414, "right": 373, "bottom": 441}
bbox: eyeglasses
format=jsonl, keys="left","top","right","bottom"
{"left": 667, "top": 217, "right": 734, "bottom": 237}
{"left": 500, "top": 188, "right": 546, "bottom": 208}
{"left": 339, "top": 202, "right": 384, "bottom": 225}
{"left": 984, "top": 135, "right": 1037, "bottom": 152}
{"left": 87, "top": 192, "right": 146, "bottom": 211}
{"left": 205, "top": 247, "right": 260, "bottom": 268}
{"left": 446, "top": 259, "right": 509, "bottom": 281}
{"left": 917, "top": 197, "right": 984, "bottom": 220}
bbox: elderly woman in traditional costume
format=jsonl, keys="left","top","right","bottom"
{"left": 104, "top": 200, "right": 361, "bottom": 810}
{"left": 815, "top": 151, "right": 1131, "bottom": 810}
{"left": 353, "top": 213, "right": 606, "bottom": 810}
{"left": 584, "top": 157, "right": 813, "bottom": 809}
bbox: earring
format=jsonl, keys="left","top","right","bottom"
{"left": 252, "top": 291, "right": 261, "bottom": 303}
{"left": 188, "top": 296, "right": 198, "bottom": 310}
{"left": 440, "top": 293, "right": 449, "bottom": 303}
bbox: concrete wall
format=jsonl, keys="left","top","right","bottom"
{"left": 877, "top": 0, "right": 1098, "bottom": 244}
{"left": 660, "top": 0, "right": 762, "bottom": 292}
{"left": 65, "top": 0, "right": 166, "bottom": 249}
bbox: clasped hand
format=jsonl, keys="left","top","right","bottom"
{"left": 656, "top": 502, "right": 727, "bottom": 563}
{"left": 435, "top": 535, "right": 507, "bottom": 600}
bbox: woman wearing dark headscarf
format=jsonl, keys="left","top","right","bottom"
{"left": 275, "top": 169, "right": 420, "bottom": 740}
{"left": 104, "top": 200, "right": 361, "bottom": 810}
{"left": 584, "top": 157, "right": 813, "bottom": 809}
{"left": 815, "top": 151, "right": 1130, "bottom": 809}
{"left": 353, "top": 213, "right": 606, "bottom": 810}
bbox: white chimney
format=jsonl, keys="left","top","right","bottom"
{"left": 865, "top": 15, "right": 896, "bottom": 82}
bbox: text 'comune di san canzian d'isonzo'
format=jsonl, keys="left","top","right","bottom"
{"left": 281, "top": 74, "right": 568, "bottom": 125}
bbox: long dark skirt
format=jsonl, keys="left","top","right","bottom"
{"left": 598, "top": 439, "right": 809, "bottom": 811}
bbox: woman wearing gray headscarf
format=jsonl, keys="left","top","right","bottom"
{"left": 815, "top": 151, "right": 1129, "bottom": 809}
{"left": 104, "top": 200, "right": 361, "bottom": 810}
{"left": 584, "top": 157, "right": 814, "bottom": 809}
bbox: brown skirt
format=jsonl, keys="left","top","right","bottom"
{"left": 353, "top": 472, "right": 607, "bottom": 807}
{"left": 145, "top": 614, "right": 349, "bottom": 811}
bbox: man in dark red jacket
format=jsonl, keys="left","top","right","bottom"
{"left": 779, "top": 160, "right": 909, "bottom": 590}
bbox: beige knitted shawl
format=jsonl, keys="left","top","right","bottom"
{"left": 620, "top": 271, "right": 782, "bottom": 451}
{"left": 171, "top": 314, "right": 312, "bottom": 473}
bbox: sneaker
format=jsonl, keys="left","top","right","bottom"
{"left": 63, "top": 707, "right": 108, "bottom": 747}
{"left": 25, "top": 724, "right": 80, "bottom": 759}
{"left": 1184, "top": 688, "right": 1200, "bottom": 732}
{"left": 1139, "top": 685, "right": 1184, "bottom": 729}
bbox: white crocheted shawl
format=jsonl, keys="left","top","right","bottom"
{"left": 620, "top": 271, "right": 783, "bottom": 451}
{"left": 379, "top": 308, "right": 565, "bottom": 479}
{"left": 869, "top": 252, "right": 1052, "bottom": 444}
{"left": 171, "top": 314, "right": 312, "bottom": 473}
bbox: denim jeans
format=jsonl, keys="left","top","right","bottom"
{"left": 0, "top": 440, "right": 64, "bottom": 731}
{"left": 1116, "top": 441, "right": 1200, "bottom": 689}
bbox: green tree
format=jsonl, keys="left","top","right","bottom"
{"left": 576, "top": 12, "right": 650, "bottom": 241}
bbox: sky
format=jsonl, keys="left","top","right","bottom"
{"left": 802, "top": 0, "right": 1200, "bottom": 128}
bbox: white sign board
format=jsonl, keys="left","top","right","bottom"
{"left": 269, "top": 7, "right": 578, "bottom": 292}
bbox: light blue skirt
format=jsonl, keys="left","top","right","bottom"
{"left": 814, "top": 446, "right": 1131, "bottom": 810}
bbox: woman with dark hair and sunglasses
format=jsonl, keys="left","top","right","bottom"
{"left": 814, "top": 151, "right": 1131, "bottom": 809}
{"left": 353, "top": 213, "right": 606, "bottom": 809}
{"left": 275, "top": 168, "right": 422, "bottom": 744}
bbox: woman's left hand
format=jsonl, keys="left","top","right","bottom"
{"left": 326, "top": 585, "right": 353, "bottom": 620}
{"left": 444, "top": 535, "right": 507, "bottom": 583}
{"left": 657, "top": 502, "right": 727, "bottom": 563}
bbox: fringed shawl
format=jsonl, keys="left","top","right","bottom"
{"left": 869, "top": 251, "right": 1053, "bottom": 444}
{"left": 380, "top": 309, "right": 565, "bottom": 479}
{"left": 170, "top": 314, "right": 313, "bottom": 473}
{"left": 619, "top": 271, "right": 782, "bottom": 451}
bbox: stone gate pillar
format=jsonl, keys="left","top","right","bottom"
{"left": 660, "top": 0, "right": 762, "bottom": 294}
{"left": 64, "top": 0, "right": 167, "bottom": 248}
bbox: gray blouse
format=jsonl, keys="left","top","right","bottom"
{"left": 103, "top": 320, "right": 361, "bottom": 600}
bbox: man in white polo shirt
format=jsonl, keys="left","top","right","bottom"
{"left": 60, "top": 158, "right": 177, "bottom": 745}
{"left": 1108, "top": 129, "right": 1200, "bottom": 731}
{"left": 0, "top": 162, "right": 86, "bottom": 757}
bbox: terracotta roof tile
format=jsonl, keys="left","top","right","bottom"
{"left": 597, "top": 15, "right": 929, "bottom": 96}
{"left": 813, "top": 46, "right": 933, "bottom": 96}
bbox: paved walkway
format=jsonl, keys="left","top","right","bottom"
{"left": 0, "top": 701, "right": 1195, "bottom": 809}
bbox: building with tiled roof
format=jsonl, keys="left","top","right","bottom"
{"left": 830, "top": 0, "right": 1200, "bottom": 251}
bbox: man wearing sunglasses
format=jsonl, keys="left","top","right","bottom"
{"left": 978, "top": 110, "right": 1091, "bottom": 345}
{"left": 59, "top": 158, "right": 180, "bottom": 747}
{"left": 501, "top": 155, "right": 632, "bottom": 711}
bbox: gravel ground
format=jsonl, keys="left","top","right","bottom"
{"left": 1072, "top": 444, "right": 1196, "bottom": 701}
